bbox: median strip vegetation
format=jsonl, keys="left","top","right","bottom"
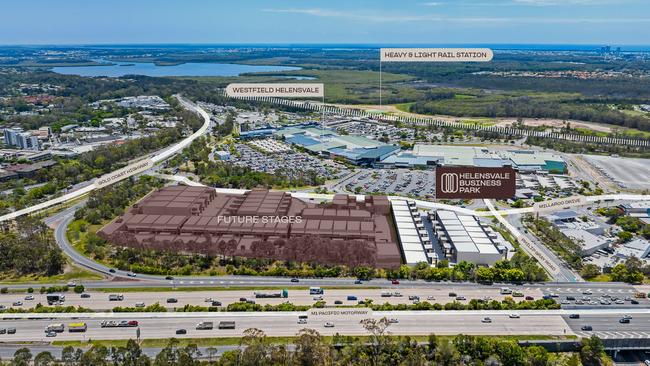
{"left": 0, "top": 297, "right": 559, "bottom": 314}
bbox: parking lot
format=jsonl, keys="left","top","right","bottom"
{"left": 231, "top": 144, "right": 348, "bottom": 181}
{"left": 583, "top": 155, "right": 650, "bottom": 190}
{"left": 334, "top": 121, "right": 442, "bottom": 144}
{"left": 343, "top": 169, "right": 436, "bottom": 198}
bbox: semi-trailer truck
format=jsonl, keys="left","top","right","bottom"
{"left": 46, "top": 294, "right": 65, "bottom": 305}
{"left": 254, "top": 289, "right": 288, "bottom": 298}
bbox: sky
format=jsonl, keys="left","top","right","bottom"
{"left": 1, "top": 0, "right": 649, "bottom": 45}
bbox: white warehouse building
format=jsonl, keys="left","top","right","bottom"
{"left": 430, "top": 210, "right": 505, "bottom": 266}
{"left": 391, "top": 200, "right": 437, "bottom": 265}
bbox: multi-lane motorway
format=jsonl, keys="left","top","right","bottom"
{"left": 0, "top": 311, "right": 578, "bottom": 342}
{"left": 2, "top": 310, "right": 650, "bottom": 343}
{"left": 2, "top": 283, "right": 648, "bottom": 313}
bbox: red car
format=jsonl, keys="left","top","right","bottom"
{"left": 525, "top": 296, "right": 534, "bottom": 301}
{"left": 391, "top": 280, "right": 400, "bottom": 285}
{"left": 127, "top": 320, "right": 139, "bottom": 327}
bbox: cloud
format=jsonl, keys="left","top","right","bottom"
{"left": 512, "top": 0, "right": 621, "bottom": 5}
{"left": 261, "top": 8, "right": 441, "bottom": 22}
{"left": 261, "top": 8, "right": 650, "bottom": 24}
{"left": 420, "top": 2, "right": 442, "bottom": 5}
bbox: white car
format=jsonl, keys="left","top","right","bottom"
{"left": 24, "top": 295, "right": 34, "bottom": 301}
{"left": 313, "top": 295, "right": 323, "bottom": 301}
{"left": 509, "top": 314, "right": 520, "bottom": 319}
{"left": 388, "top": 318, "right": 399, "bottom": 324}
{"left": 298, "top": 319, "right": 307, "bottom": 324}
{"left": 427, "top": 296, "right": 435, "bottom": 301}
{"left": 481, "top": 317, "right": 492, "bottom": 323}
{"left": 135, "top": 302, "right": 145, "bottom": 308}
{"left": 324, "top": 322, "right": 335, "bottom": 328}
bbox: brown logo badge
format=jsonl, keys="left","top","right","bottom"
{"left": 436, "top": 167, "right": 516, "bottom": 199}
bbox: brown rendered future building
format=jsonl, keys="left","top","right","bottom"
{"left": 98, "top": 186, "right": 402, "bottom": 268}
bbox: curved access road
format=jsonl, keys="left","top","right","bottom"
{"left": 0, "top": 95, "right": 211, "bottom": 223}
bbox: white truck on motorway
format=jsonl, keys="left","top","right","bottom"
{"left": 254, "top": 289, "right": 288, "bottom": 298}
{"left": 46, "top": 324, "right": 65, "bottom": 333}
{"left": 196, "top": 321, "right": 214, "bottom": 330}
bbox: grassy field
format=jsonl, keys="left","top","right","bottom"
{"left": 586, "top": 274, "right": 614, "bottom": 282}
{"left": 0, "top": 266, "right": 102, "bottom": 285}
{"left": 181, "top": 69, "right": 416, "bottom": 104}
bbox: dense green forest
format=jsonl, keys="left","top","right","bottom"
{"left": 0, "top": 332, "right": 611, "bottom": 366}
{"left": 0, "top": 216, "right": 65, "bottom": 277}
{"left": 409, "top": 92, "right": 650, "bottom": 132}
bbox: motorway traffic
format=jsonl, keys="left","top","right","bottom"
{"left": 2, "top": 309, "right": 650, "bottom": 343}
{"left": 2, "top": 284, "right": 648, "bottom": 318}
